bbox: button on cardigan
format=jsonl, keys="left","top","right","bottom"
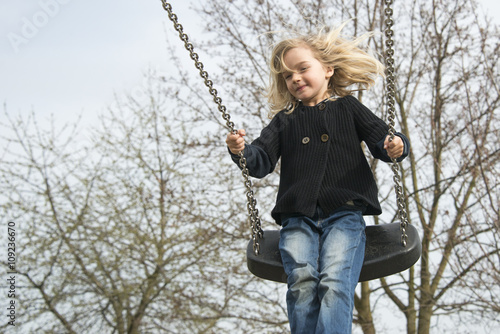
{"left": 229, "top": 95, "right": 410, "bottom": 225}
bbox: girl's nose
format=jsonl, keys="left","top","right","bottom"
{"left": 292, "top": 73, "right": 301, "bottom": 82}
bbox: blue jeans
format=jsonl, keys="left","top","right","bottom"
{"left": 279, "top": 207, "right": 366, "bottom": 334}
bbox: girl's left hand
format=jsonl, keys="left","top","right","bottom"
{"left": 384, "top": 135, "right": 404, "bottom": 159}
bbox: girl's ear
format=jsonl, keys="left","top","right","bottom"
{"left": 326, "top": 66, "right": 334, "bottom": 78}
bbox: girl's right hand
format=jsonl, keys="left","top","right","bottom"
{"left": 226, "top": 129, "right": 246, "bottom": 154}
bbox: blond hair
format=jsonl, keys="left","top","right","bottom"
{"left": 267, "top": 22, "right": 385, "bottom": 117}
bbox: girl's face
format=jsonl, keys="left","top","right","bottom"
{"left": 282, "top": 46, "right": 333, "bottom": 106}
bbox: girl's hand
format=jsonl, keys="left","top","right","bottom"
{"left": 226, "top": 129, "right": 246, "bottom": 155}
{"left": 384, "top": 135, "right": 404, "bottom": 159}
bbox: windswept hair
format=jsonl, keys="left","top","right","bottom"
{"left": 267, "top": 22, "right": 385, "bottom": 117}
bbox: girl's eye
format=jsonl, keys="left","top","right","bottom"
{"left": 300, "top": 67, "right": 308, "bottom": 72}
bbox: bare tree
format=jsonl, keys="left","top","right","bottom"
{"left": 391, "top": 1, "right": 500, "bottom": 333}
{"left": 0, "top": 73, "right": 287, "bottom": 333}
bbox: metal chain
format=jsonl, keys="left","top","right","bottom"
{"left": 385, "top": 0, "right": 409, "bottom": 246}
{"left": 160, "top": 0, "right": 263, "bottom": 254}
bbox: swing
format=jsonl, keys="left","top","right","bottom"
{"left": 161, "top": 0, "right": 421, "bottom": 282}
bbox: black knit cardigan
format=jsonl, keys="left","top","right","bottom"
{"left": 230, "top": 95, "right": 410, "bottom": 225}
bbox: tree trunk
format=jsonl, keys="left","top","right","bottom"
{"left": 355, "top": 281, "right": 376, "bottom": 334}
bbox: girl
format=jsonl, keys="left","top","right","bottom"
{"left": 226, "top": 23, "right": 409, "bottom": 334}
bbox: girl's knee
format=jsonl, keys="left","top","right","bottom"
{"left": 317, "top": 279, "right": 351, "bottom": 307}
{"left": 288, "top": 263, "right": 319, "bottom": 292}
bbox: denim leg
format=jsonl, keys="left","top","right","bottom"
{"left": 316, "top": 209, "right": 366, "bottom": 334}
{"left": 279, "top": 215, "right": 320, "bottom": 334}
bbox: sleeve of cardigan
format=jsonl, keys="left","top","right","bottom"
{"left": 227, "top": 114, "right": 282, "bottom": 178}
{"left": 228, "top": 145, "right": 275, "bottom": 178}
{"left": 345, "top": 95, "right": 410, "bottom": 163}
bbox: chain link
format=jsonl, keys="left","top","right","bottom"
{"left": 385, "top": 0, "right": 409, "bottom": 246}
{"left": 160, "top": 0, "right": 264, "bottom": 254}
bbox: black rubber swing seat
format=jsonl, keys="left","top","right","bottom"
{"left": 246, "top": 223, "right": 421, "bottom": 283}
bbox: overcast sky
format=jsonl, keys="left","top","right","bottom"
{"left": 1, "top": 0, "right": 499, "bottom": 129}
{"left": 1, "top": 0, "right": 199, "bottom": 128}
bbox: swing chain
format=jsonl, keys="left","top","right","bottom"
{"left": 160, "top": 1, "right": 264, "bottom": 254}
{"left": 384, "top": 0, "right": 409, "bottom": 247}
